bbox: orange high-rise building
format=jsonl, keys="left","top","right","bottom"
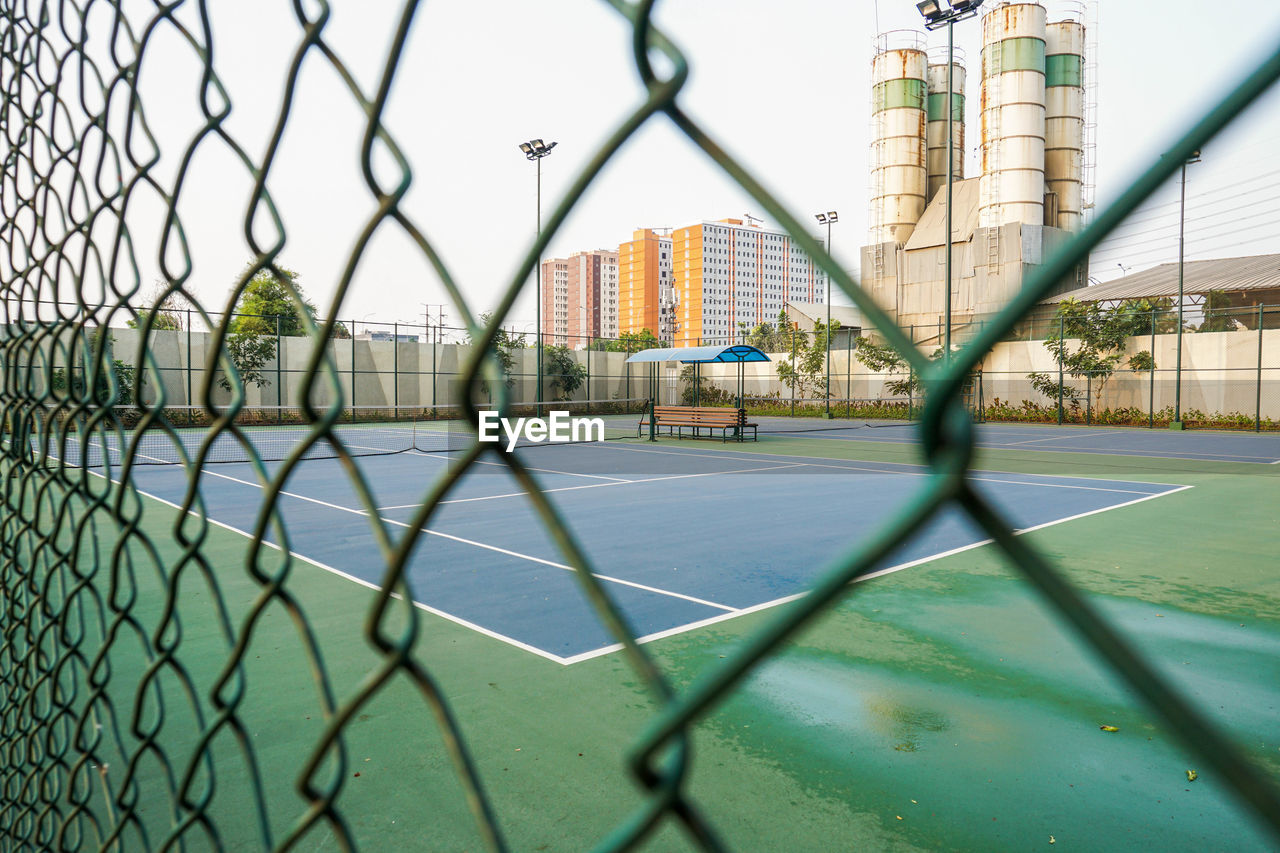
{"left": 617, "top": 228, "right": 675, "bottom": 343}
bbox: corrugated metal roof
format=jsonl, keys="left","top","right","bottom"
{"left": 902, "top": 177, "right": 982, "bottom": 251}
{"left": 1044, "top": 254, "right": 1280, "bottom": 303}
{"left": 785, "top": 301, "right": 865, "bottom": 328}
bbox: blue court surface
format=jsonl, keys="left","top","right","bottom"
{"left": 125, "top": 442, "right": 1189, "bottom": 663}
{"left": 754, "top": 419, "right": 1280, "bottom": 464}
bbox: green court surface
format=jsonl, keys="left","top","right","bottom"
{"left": 61, "top": 432, "right": 1278, "bottom": 851}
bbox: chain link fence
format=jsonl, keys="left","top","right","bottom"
{"left": 2, "top": 3, "right": 1280, "bottom": 851}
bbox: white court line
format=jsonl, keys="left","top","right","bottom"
{"left": 191, "top": 467, "right": 739, "bottom": 614}
{"left": 375, "top": 463, "right": 805, "bottom": 510}
{"left": 999, "top": 432, "right": 1126, "bottom": 446}
{"left": 415, "top": 452, "right": 635, "bottom": 483}
{"left": 559, "top": 483, "right": 1195, "bottom": 665}
{"left": 599, "top": 443, "right": 1174, "bottom": 495}
{"left": 990, "top": 444, "right": 1280, "bottom": 462}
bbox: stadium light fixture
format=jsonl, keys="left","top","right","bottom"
{"left": 917, "top": 0, "right": 983, "bottom": 30}
{"left": 917, "top": 1, "right": 944, "bottom": 24}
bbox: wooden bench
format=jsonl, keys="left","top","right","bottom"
{"left": 639, "top": 406, "right": 757, "bottom": 442}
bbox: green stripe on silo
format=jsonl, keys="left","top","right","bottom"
{"left": 984, "top": 37, "right": 1046, "bottom": 75}
{"left": 1046, "top": 53, "right": 1083, "bottom": 87}
{"left": 872, "top": 78, "right": 926, "bottom": 113}
{"left": 927, "top": 92, "right": 965, "bottom": 122}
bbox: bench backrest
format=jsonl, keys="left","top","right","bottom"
{"left": 653, "top": 406, "right": 746, "bottom": 425}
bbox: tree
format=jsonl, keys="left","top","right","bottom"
{"left": 1028, "top": 298, "right": 1155, "bottom": 409}
{"left": 1112, "top": 297, "right": 1178, "bottom": 335}
{"left": 591, "top": 329, "right": 660, "bottom": 353}
{"left": 127, "top": 281, "right": 189, "bottom": 331}
{"left": 678, "top": 364, "right": 734, "bottom": 406}
{"left": 219, "top": 334, "right": 278, "bottom": 393}
{"left": 229, "top": 265, "right": 318, "bottom": 336}
{"left": 463, "top": 312, "right": 527, "bottom": 386}
{"left": 775, "top": 320, "right": 839, "bottom": 399}
{"left": 52, "top": 330, "right": 139, "bottom": 405}
{"left": 741, "top": 310, "right": 794, "bottom": 353}
{"left": 541, "top": 345, "right": 587, "bottom": 401}
{"left": 1197, "top": 290, "right": 1238, "bottom": 332}
{"left": 218, "top": 265, "right": 320, "bottom": 392}
{"left": 853, "top": 337, "right": 945, "bottom": 398}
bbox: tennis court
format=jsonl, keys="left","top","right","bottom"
{"left": 119, "top": 436, "right": 1189, "bottom": 662}
{"left": 55, "top": 420, "right": 1277, "bottom": 851}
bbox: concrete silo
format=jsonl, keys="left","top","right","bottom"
{"left": 1044, "top": 10, "right": 1086, "bottom": 231}
{"left": 869, "top": 34, "right": 928, "bottom": 245}
{"left": 926, "top": 49, "right": 966, "bottom": 203}
{"left": 978, "top": 2, "right": 1047, "bottom": 229}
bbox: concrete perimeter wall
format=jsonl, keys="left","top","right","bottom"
{"left": 101, "top": 329, "right": 646, "bottom": 409}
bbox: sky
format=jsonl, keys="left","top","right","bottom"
{"left": 69, "top": 1, "right": 1280, "bottom": 335}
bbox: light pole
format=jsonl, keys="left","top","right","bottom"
{"left": 918, "top": 0, "right": 982, "bottom": 364}
{"left": 519, "top": 138, "right": 557, "bottom": 411}
{"left": 1173, "top": 149, "right": 1201, "bottom": 428}
{"left": 815, "top": 211, "right": 838, "bottom": 417}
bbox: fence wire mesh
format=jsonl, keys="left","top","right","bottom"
{"left": 1, "top": 2, "right": 1279, "bottom": 851}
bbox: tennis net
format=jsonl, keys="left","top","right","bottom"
{"left": 25, "top": 398, "right": 653, "bottom": 467}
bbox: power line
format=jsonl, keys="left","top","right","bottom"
{"left": 1096, "top": 191, "right": 1280, "bottom": 245}
{"left": 1091, "top": 213, "right": 1280, "bottom": 262}
{"left": 1097, "top": 165, "right": 1280, "bottom": 230}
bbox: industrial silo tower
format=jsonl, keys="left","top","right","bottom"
{"left": 869, "top": 32, "right": 929, "bottom": 246}
{"left": 926, "top": 46, "right": 966, "bottom": 203}
{"left": 978, "top": 1, "right": 1047, "bottom": 230}
{"left": 1044, "top": 3, "right": 1087, "bottom": 231}
{"left": 859, "top": 1, "right": 1094, "bottom": 332}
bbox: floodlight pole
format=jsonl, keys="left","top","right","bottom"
{"left": 919, "top": 1, "right": 983, "bottom": 366}
{"left": 944, "top": 16, "right": 954, "bottom": 365}
{"left": 1173, "top": 152, "right": 1199, "bottom": 427}
{"left": 815, "top": 211, "right": 838, "bottom": 417}
{"left": 826, "top": 217, "right": 832, "bottom": 416}
{"left": 520, "top": 138, "right": 557, "bottom": 413}
{"left": 536, "top": 152, "right": 543, "bottom": 413}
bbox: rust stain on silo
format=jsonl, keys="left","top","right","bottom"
{"left": 886, "top": 48, "right": 922, "bottom": 80}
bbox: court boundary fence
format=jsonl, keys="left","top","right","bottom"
{"left": 17, "top": 302, "right": 1280, "bottom": 432}
{"left": 1, "top": 3, "right": 1279, "bottom": 851}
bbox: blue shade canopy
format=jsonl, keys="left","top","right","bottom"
{"left": 625, "top": 344, "right": 771, "bottom": 364}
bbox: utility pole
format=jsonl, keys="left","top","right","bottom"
{"left": 422, "top": 303, "right": 446, "bottom": 345}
